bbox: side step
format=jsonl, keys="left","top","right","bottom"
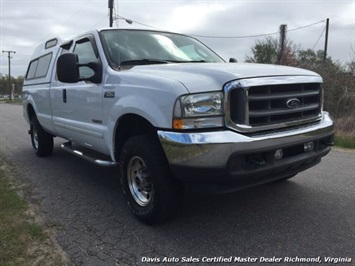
{"left": 61, "top": 142, "right": 117, "bottom": 167}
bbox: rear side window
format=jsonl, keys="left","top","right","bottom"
{"left": 26, "top": 53, "right": 52, "bottom": 80}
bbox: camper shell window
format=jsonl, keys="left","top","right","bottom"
{"left": 26, "top": 53, "right": 53, "bottom": 80}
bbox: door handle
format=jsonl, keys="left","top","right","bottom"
{"left": 63, "top": 89, "right": 67, "bottom": 103}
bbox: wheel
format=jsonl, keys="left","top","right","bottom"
{"left": 30, "top": 116, "right": 54, "bottom": 157}
{"left": 119, "top": 135, "right": 183, "bottom": 225}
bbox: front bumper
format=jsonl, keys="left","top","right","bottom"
{"left": 158, "top": 112, "right": 334, "bottom": 192}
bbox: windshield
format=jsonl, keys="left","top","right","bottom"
{"left": 100, "top": 29, "right": 224, "bottom": 68}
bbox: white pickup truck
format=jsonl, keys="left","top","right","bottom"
{"left": 23, "top": 29, "right": 334, "bottom": 224}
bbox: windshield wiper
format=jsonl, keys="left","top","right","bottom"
{"left": 174, "top": 60, "right": 206, "bottom": 63}
{"left": 120, "top": 59, "right": 207, "bottom": 66}
{"left": 120, "top": 59, "right": 171, "bottom": 66}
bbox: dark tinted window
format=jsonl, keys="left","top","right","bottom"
{"left": 26, "top": 60, "right": 38, "bottom": 79}
{"left": 26, "top": 53, "right": 52, "bottom": 80}
{"left": 35, "top": 54, "right": 52, "bottom": 77}
{"left": 73, "top": 40, "right": 97, "bottom": 78}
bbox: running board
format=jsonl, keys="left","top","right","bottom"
{"left": 61, "top": 142, "right": 117, "bottom": 167}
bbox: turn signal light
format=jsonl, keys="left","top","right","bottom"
{"left": 173, "top": 119, "right": 183, "bottom": 129}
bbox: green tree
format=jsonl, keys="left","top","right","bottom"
{"left": 0, "top": 74, "right": 24, "bottom": 96}
{"left": 0, "top": 74, "right": 8, "bottom": 95}
{"left": 246, "top": 37, "right": 278, "bottom": 64}
{"left": 245, "top": 36, "right": 298, "bottom": 66}
{"left": 296, "top": 49, "right": 339, "bottom": 71}
{"left": 14, "top": 76, "right": 24, "bottom": 94}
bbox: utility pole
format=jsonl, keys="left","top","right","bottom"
{"left": 323, "top": 18, "right": 329, "bottom": 63}
{"left": 109, "top": 0, "right": 114, "bottom": 27}
{"left": 277, "top": 24, "right": 287, "bottom": 65}
{"left": 2, "top": 50, "right": 16, "bottom": 99}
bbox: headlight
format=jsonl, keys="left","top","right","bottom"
{"left": 173, "top": 92, "right": 224, "bottom": 129}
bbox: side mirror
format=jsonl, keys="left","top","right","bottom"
{"left": 57, "top": 53, "right": 79, "bottom": 83}
{"left": 57, "top": 53, "right": 102, "bottom": 84}
{"left": 84, "top": 60, "right": 103, "bottom": 84}
{"left": 229, "top": 58, "right": 238, "bottom": 63}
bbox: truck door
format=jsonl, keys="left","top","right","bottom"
{"left": 51, "top": 36, "right": 107, "bottom": 153}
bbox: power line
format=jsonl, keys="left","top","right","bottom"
{"left": 126, "top": 19, "right": 164, "bottom": 30}
{"left": 188, "top": 20, "right": 325, "bottom": 39}
{"left": 115, "top": 16, "right": 325, "bottom": 39}
{"left": 95, "top": 7, "right": 326, "bottom": 41}
{"left": 189, "top": 31, "right": 279, "bottom": 39}
{"left": 94, "top": 9, "right": 326, "bottom": 41}
{"left": 287, "top": 20, "right": 325, "bottom": 33}
{"left": 106, "top": 15, "right": 325, "bottom": 40}
{"left": 312, "top": 26, "right": 326, "bottom": 50}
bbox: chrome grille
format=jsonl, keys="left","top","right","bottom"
{"left": 225, "top": 76, "right": 323, "bottom": 132}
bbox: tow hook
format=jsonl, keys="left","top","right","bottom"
{"left": 248, "top": 156, "right": 266, "bottom": 167}
{"left": 322, "top": 141, "right": 334, "bottom": 146}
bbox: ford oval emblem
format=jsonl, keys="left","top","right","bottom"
{"left": 286, "top": 98, "right": 301, "bottom": 109}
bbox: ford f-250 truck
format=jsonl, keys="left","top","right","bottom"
{"left": 23, "top": 29, "right": 334, "bottom": 224}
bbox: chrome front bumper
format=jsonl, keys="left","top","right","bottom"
{"left": 158, "top": 112, "right": 334, "bottom": 189}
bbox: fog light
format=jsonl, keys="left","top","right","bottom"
{"left": 304, "top": 141, "right": 314, "bottom": 152}
{"left": 274, "top": 149, "right": 283, "bottom": 160}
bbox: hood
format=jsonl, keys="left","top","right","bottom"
{"left": 129, "top": 63, "right": 320, "bottom": 93}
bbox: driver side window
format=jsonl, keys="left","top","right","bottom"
{"left": 73, "top": 40, "right": 97, "bottom": 78}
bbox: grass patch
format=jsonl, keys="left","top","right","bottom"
{"left": 0, "top": 174, "right": 28, "bottom": 265}
{"left": 0, "top": 99, "right": 22, "bottom": 104}
{"left": 334, "top": 134, "right": 355, "bottom": 150}
{"left": 0, "top": 160, "right": 67, "bottom": 266}
{"left": 334, "top": 116, "right": 355, "bottom": 150}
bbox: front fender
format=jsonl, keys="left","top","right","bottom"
{"left": 103, "top": 67, "right": 189, "bottom": 159}
{"left": 105, "top": 93, "right": 175, "bottom": 159}
{"left": 111, "top": 95, "right": 172, "bottom": 127}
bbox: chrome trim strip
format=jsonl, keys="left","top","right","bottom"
{"left": 225, "top": 76, "right": 322, "bottom": 89}
{"left": 61, "top": 143, "right": 116, "bottom": 167}
{"left": 158, "top": 112, "right": 333, "bottom": 167}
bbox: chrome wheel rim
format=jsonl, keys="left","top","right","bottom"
{"left": 32, "top": 127, "right": 39, "bottom": 149}
{"left": 127, "top": 156, "right": 153, "bottom": 206}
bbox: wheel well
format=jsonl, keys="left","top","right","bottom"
{"left": 114, "top": 114, "right": 158, "bottom": 161}
{"left": 27, "top": 104, "right": 36, "bottom": 121}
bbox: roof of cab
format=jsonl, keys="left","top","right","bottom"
{"left": 29, "top": 28, "right": 190, "bottom": 61}
{"left": 30, "top": 37, "right": 64, "bottom": 60}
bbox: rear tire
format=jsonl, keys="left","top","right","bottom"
{"left": 119, "top": 135, "right": 183, "bottom": 225}
{"left": 30, "top": 116, "right": 54, "bottom": 157}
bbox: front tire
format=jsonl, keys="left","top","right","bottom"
{"left": 120, "top": 135, "right": 182, "bottom": 224}
{"left": 30, "top": 116, "right": 54, "bottom": 157}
